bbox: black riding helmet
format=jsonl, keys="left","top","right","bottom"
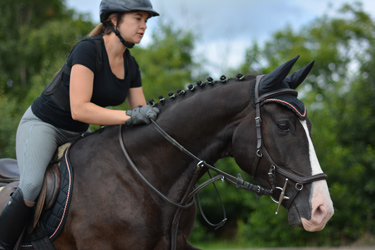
{"left": 99, "top": 0, "right": 159, "bottom": 48}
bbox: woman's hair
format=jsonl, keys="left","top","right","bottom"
{"left": 88, "top": 13, "right": 121, "bottom": 37}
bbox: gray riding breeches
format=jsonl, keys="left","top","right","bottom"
{"left": 16, "top": 107, "right": 83, "bottom": 202}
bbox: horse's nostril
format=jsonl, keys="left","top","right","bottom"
{"left": 313, "top": 205, "right": 325, "bottom": 223}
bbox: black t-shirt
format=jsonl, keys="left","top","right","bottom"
{"left": 32, "top": 36, "right": 142, "bottom": 132}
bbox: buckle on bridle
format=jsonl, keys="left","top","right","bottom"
{"left": 270, "top": 178, "right": 290, "bottom": 215}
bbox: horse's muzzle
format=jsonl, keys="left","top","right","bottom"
{"left": 288, "top": 180, "right": 334, "bottom": 231}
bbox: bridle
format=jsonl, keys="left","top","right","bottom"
{"left": 252, "top": 75, "right": 328, "bottom": 212}
{"left": 118, "top": 74, "right": 328, "bottom": 249}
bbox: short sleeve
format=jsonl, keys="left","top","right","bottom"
{"left": 68, "top": 40, "right": 97, "bottom": 73}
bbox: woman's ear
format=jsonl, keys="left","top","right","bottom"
{"left": 110, "top": 16, "right": 118, "bottom": 27}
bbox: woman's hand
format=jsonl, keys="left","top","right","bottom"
{"left": 125, "top": 105, "right": 160, "bottom": 125}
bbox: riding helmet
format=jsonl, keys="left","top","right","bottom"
{"left": 100, "top": 0, "right": 160, "bottom": 23}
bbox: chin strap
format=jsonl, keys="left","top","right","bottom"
{"left": 105, "top": 13, "right": 135, "bottom": 49}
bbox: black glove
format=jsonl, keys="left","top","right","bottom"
{"left": 125, "top": 105, "right": 160, "bottom": 126}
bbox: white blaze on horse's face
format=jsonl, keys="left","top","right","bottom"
{"left": 300, "top": 120, "right": 334, "bottom": 231}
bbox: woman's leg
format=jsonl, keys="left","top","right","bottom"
{"left": 0, "top": 107, "right": 81, "bottom": 249}
{"left": 16, "top": 109, "right": 61, "bottom": 203}
{"left": 16, "top": 107, "right": 82, "bottom": 202}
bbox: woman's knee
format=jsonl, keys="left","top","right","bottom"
{"left": 19, "top": 177, "right": 44, "bottom": 202}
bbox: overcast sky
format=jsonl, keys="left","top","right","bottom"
{"left": 66, "top": 0, "right": 375, "bottom": 76}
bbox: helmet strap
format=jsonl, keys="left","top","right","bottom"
{"left": 106, "top": 13, "right": 135, "bottom": 49}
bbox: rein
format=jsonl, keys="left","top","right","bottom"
{"left": 150, "top": 120, "right": 274, "bottom": 196}
{"left": 118, "top": 122, "right": 273, "bottom": 205}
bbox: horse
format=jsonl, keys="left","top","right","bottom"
{"left": 3, "top": 56, "right": 334, "bottom": 249}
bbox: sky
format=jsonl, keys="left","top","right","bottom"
{"left": 66, "top": 0, "right": 375, "bottom": 76}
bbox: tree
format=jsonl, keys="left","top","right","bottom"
{"left": 0, "top": 0, "right": 92, "bottom": 96}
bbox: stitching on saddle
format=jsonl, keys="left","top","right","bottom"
{"left": 263, "top": 98, "right": 307, "bottom": 118}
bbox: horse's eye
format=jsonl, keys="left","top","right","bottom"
{"left": 277, "top": 121, "right": 290, "bottom": 131}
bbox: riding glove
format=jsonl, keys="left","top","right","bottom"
{"left": 125, "top": 105, "right": 160, "bottom": 126}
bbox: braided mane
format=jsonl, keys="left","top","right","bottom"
{"left": 148, "top": 74, "right": 246, "bottom": 108}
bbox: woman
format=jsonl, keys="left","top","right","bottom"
{"left": 0, "top": 0, "right": 160, "bottom": 248}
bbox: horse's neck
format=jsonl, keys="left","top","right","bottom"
{"left": 120, "top": 78, "right": 255, "bottom": 203}
{"left": 156, "top": 79, "right": 253, "bottom": 164}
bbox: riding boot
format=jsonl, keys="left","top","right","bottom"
{"left": 0, "top": 187, "right": 33, "bottom": 250}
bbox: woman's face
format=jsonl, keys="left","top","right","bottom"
{"left": 117, "top": 11, "right": 149, "bottom": 44}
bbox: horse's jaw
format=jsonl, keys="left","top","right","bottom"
{"left": 288, "top": 180, "right": 334, "bottom": 231}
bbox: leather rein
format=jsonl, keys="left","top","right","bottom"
{"left": 118, "top": 121, "right": 273, "bottom": 207}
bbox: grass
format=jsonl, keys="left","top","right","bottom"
{"left": 192, "top": 240, "right": 253, "bottom": 249}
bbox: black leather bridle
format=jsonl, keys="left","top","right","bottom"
{"left": 118, "top": 74, "right": 328, "bottom": 249}
{"left": 252, "top": 75, "right": 328, "bottom": 213}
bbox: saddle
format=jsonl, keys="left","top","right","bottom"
{"left": 0, "top": 144, "right": 70, "bottom": 233}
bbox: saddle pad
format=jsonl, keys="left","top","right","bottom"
{"left": 21, "top": 146, "right": 74, "bottom": 248}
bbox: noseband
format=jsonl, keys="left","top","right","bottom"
{"left": 253, "top": 75, "right": 327, "bottom": 213}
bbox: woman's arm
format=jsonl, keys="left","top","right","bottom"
{"left": 127, "top": 86, "right": 147, "bottom": 109}
{"left": 70, "top": 64, "right": 129, "bottom": 125}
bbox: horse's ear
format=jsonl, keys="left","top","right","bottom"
{"left": 260, "top": 55, "right": 299, "bottom": 91}
{"left": 285, "top": 60, "right": 315, "bottom": 89}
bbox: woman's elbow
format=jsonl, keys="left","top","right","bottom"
{"left": 70, "top": 110, "right": 80, "bottom": 121}
{"left": 70, "top": 104, "right": 84, "bottom": 121}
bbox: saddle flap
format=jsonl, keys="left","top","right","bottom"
{"left": 45, "top": 164, "right": 61, "bottom": 210}
{"left": 28, "top": 164, "right": 61, "bottom": 233}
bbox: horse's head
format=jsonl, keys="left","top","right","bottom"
{"left": 233, "top": 56, "right": 334, "bottom": 231}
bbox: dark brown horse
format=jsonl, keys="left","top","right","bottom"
{"left": 34, "top": 56, "right": 333, "bottom": 249}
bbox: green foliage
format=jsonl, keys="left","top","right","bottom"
{"left": 0, "top": 91, "right": 19, "bottom": 158}
{"left": 25, "top": 18, "right": 94, "bottom": 76}
{"left": 0, "top": 0, "right": 82, "bottom": 92}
